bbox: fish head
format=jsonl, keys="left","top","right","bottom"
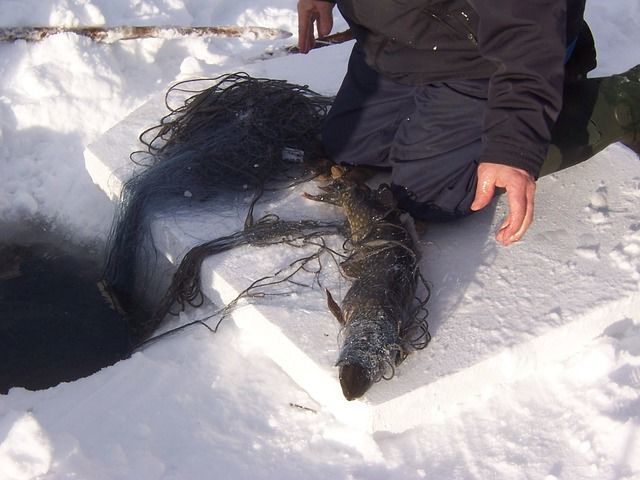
{"left": 303, "top": 176, "right": 358, "bottom": 206}
{"left": 339, "top": 363, "right": 373, "bottom": 400}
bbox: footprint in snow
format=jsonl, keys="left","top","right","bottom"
{"left": 608, "top": 226, "right": 640, "bottom": 279}
{"left": 586, "top": 184, "right": 611, "bottom": 226}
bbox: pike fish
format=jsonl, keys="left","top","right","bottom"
{"left": 305, "top": 168, "right": 428, "bottom": 400}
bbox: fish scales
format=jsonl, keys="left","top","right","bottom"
{"left": 305, "top": 174, "right": 422, "bottom": 400}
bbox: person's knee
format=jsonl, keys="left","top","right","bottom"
{"left": 391, "top": 184, "right": 475, "bottom": 222}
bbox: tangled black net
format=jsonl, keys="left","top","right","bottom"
{"left": 138, "top": 215, "right": 346, "bottom": 349}
{"left": 101, "top": 73, "right": 335, "bottom": 342}
{"left": 100, "top": 73, "right": 431, "bottom": 398}
{"left": 148, "top": 215, "right": 344, "bottom": 339}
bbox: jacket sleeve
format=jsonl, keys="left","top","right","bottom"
{"left": 466, "top": 0, "right": 567, "bottom": 177}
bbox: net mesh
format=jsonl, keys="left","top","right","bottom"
{"left": 100, "top": 73, "right": 431, "bottom": 395}
{"left": 101, "top": 73, "right": 334, "bottom": 341}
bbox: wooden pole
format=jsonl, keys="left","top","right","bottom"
{"left": 0, "top": 25, "right": 293, "bottom": 43}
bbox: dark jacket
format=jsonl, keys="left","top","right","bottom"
{"left": 333, "top": 0, "right": 589, "bottom": 176}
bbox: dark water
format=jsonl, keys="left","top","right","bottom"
{"left": 0, "top": 241, "right": 132, "bottom": 394}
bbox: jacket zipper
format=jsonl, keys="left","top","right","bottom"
{"left": 426, "top": 8, "right": 478, "bottom": 46}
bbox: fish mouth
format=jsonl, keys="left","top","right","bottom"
{"left": 339, "top": 363, "right": 373, "bottom": 401}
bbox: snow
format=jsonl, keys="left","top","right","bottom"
{"left": 86, "top": 79, "right": 640, "bottom": 434}
{"left": 1, "top": 1, "right": 640, "bottom": 479}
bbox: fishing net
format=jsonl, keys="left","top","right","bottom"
{"left": 101, "top": 73, "right": 431, "bottom": 398}
{"left": 140, "top": 215, "right": 346, "bottom": 348}
{"left": 1, "top": 73, "right": 431, "bottom": 395}
{"left": 101, "top": 73, "right": 337, "bottom": 342}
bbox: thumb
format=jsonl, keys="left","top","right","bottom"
{"left": 317, "top": 15, "right": 333, "bottom": 37}
{"left": 470, "top": 176, "right": 496, "bottom": 211}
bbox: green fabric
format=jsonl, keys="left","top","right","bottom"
{"left": 540, "top": 65, "right": 639, "bottom": 177}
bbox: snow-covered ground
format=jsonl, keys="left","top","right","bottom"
{"left": 1, "top": 1, "right": 639, "bottom": 479}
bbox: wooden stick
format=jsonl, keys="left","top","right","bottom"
{"left": 0, "top": 25, "right": 292, "bottom": 43}
{"left": 286, "top": 29, "right": 354, "bottom": 53}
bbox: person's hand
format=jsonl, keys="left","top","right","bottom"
{"left": 470, "top": 162, "right": 536, "bottom": 246}
{"left": 297, "top": 0, "right": 334, "bottom": 53}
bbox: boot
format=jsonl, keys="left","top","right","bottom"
{"left": 540, "top": 64, "right": 640, "bottom": 177}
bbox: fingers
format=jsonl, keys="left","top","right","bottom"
{"left": 297, "top": 0, "right": 334, "bottom": 53}
{"left": 496, "top": 179, "right": 535, "bottom": 246}
{"left": 470, "top": 173, "right": 497, "bottom": 212}
{"left": 297, "top": 4, "right": 315, "bottom": 53}
{"left": 471, "top": 162, "right": 536, "bottom": 246}
{"left": 316, "top": 7, "right": 334, "bottom": 37}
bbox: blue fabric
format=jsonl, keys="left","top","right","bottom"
{"left": 565, "top": 37, "right": 578, "bottom": 63}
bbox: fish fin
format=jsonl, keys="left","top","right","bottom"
{"left": 97, "top": 280, "right": 127, "bottom": 316}
{"left": 302, "top": 189, "right": 339, "bottom": 205}
{"left": 340, "top": 251, "right": 367, "bottom": 278}
{"left": 325, "top": 288, "right": 345, "bottom": 325}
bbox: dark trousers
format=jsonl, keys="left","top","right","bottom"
{"left": 322, "top": 24, "right": 608, "bottom": 222}
{"left": 322, "top": 45, "right": 488, "bottom": 221}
